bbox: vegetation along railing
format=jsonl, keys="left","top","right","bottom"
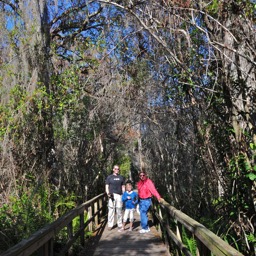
{"left": 152, "top": 199, "right": 244, "bottom": 256}
{"left": 1, "top": 193, "right": 108, "bottom": 256}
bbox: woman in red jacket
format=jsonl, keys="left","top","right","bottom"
{"left": 137, "top": 171, "right": 162, "bottom": 234}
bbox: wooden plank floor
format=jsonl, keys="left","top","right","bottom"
{"left": 81, "top": 211, "right": 170, "bottom": 256}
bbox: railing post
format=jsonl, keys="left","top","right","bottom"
{"left": 49, "top": 238, "right": 54, "bottom": 256}
{"left": 163, "top": 208, "right": 172, "bottom": 254}
{"left": 38, "top": 244, "right": 47, "bottom": 256}
{"left": 80, "top": 212, "right": 85, "bottom": 247}
{"left": 38, "top": 238, "right": 53, "bottom": 256}
{"left": 94, "top": 200, "right": 98, "bottom": 225}
{"left": 67, "top": 222, "right": 73, "bottom": 240}
{"left": 176, "top": 221, "right": 182, "bottom": 241}
{"left": 67, "top": 221, "right": 73, "bottom": 255}
{"left": 196, "top": 237, "right": 211, "bottom": 256}
{"left": 176, "top": 221, "right": 183, "bottom": 256}
{"left": 88, "top": 204, "right": 93, "bottom": 232}
{"left": 156, "top": 203, "right": 163, "bottom": 235}
{"left": 159, "top": 205, "right": 170, "bottom": 251}
{"left": 99, "top": 196, "right": 103, "bottom": 222}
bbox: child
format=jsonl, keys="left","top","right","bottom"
{"left": 118, "top": 181, "right": 138, "bottom": 232}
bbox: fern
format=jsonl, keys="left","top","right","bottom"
{"left": 182, "top": 226, "right": 197, "bottom": 256}
{"left": 186, "top": 238, "right": 197, "bottom": 256}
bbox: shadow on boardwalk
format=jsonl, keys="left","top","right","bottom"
{"left": 80, "top": 212, "right": 169, "bottom": 256}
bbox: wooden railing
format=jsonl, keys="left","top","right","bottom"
{"left": 1, "top": 193, "right": 245, "bottom": 256}
{"left": 152, "top": 198, "right": 244, "bottom": 256}
{"left": 1, "top": 193, "right": 108, "bottom": 256}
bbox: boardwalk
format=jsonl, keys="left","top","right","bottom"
{"left": 82, "top": 211, "right": 170, "bottom": 256}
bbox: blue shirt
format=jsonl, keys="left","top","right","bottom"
{"left": 122, "top": 191, "right": 138, "bottom": 209}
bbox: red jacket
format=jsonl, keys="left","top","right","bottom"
{"left": 137, "top": 178, "right": 161, "bottom": 200}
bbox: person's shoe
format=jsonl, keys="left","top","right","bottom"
{"left": 129, "top": 227, "right": 132, "bottom": 231}
{"left": 139, "top": 228, "right": 150, "bottom": 233}
{"left": 107, "top": 227, "right": 112, "bottom": 231}
{"left": 118, "top": 228, "right": 124, "bottom": 232}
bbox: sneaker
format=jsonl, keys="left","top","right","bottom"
{"left": 139, "top": 228, "right": 150, "bottom": 234}
{"left": 107, "top": 227, "right": 112, "bottom": 231}
{"left": 118, "top": 228, "right": 124, "bottom": 232}
{"left": 129, "top": 227, "right": 132, "bottom": 231}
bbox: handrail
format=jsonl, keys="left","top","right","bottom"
{"left": 1, "top": 193, "right": 108, "bottom": 256}
{"left": 152, "top": 198, "right": 244, "bottom": 256}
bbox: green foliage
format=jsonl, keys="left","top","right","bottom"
{"left": 0, "top": 85, "right": 27, "bottom": 140}
{"left": 117, "top": 154, "right": 132, "bottom": 179}
{"left": 54, "top": 192, "right": 79, "bottom": 216}
{"left": 0, "top": 183, "right": 53, "bottom": 250}
{"left": 247, "top": 233, "right": 256, "bottom": 244}
{"left": 249, "top": 142, "right": 256, "bottom": 150}
{"left": 50, "top": 67, "right": 93, "bottom": 141}
{"left": 182, "top": 227, "right": 197, "bottom": 256}
{"left": 0, "top": 180, "right": 81, "bottom": 251}
{"left": 247, "top": 143, "right": 256, "bottom": 181}
{"left": 0, "top": 66, "right": 90, "bottom": 143}
{"left": 207, "top": 146, "right": 255, "bottom": 254}
{"left": 0, "top": 84, "right": 53, "bottom": 143}
{"left": 227, "top": 153, "right": 253, "bottom": 211}
{"left": 206, "top": 0, "right": 220, "bottom": 14}
{"left": 206, "top": 0, "right": 256, "bottom": 20}
{"left": 246, "top": 171, "right": 256, "bottom": 181}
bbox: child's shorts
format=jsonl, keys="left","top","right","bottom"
{"left": 123, "top": 208, "right": 135, "bottom": 222}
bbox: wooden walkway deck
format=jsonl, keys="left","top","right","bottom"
{"left": 81, "top": 211, "right": 170, "bottom": 256}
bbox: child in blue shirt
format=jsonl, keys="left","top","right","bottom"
{"left": 118, "top": 181, "right": 138, "bottom": 231}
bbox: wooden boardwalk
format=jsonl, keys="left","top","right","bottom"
{"left": 81, "top": 211, "right": 170, "bottom": 256}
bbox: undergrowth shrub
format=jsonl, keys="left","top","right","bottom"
{"left": 0, "top": 182, "right": 79, "bottom": 252}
